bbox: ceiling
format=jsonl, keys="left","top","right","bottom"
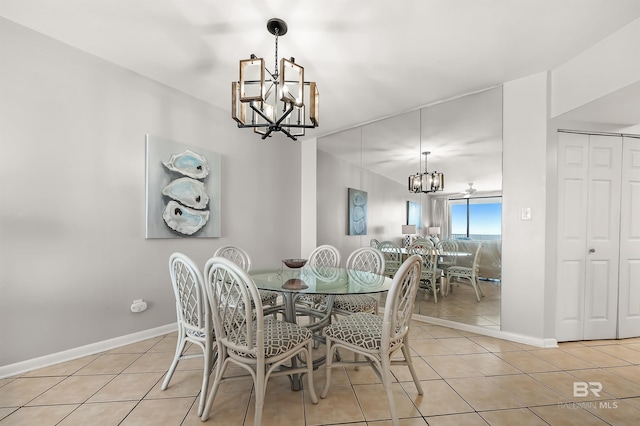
{"left": 318, "top": 87, "right": 504, "bottom": 193}
{"left": 3, "top": 0, "right": 640, "bottom": 142}
{"left": 3, "top": 1, "right": 640, "bottom": 195}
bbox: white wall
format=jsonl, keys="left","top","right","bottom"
{"left": 301, "top": 138, "right": 317, "bottom": 256}
{"left": 501, "top": 72, "right": 550, "bottom": 340}
{"left": 0, "top": 19, "right": 302, "bottom": 365}
{"left": 551, "top": 17, "right": 640, "bottom": 118}
{"left": 316, "top": 150, "right": 411, "bottom": 262}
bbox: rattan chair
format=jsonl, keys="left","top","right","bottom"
{"left": 201, "top": 257, "right": 318, "bottom": 425}
{"left": 213, "top": 245, "right": 280, "bottom": 310}
{"left": 161, "top": 253, "right": 216, "bottom": 417}
{"left": 447, "top": 242, "right": 484, "bottom": 301}
{"left": 407, "top": 239, "right": 443, "bottom": 303}
{"left": 321, "top": 255, "right": 424, "bottom": 426}
{"left": 332, "top": 247, "right": 385, "bottom": 316}
{"left": 377, "top": 241, "right": 402, "bottom": 278}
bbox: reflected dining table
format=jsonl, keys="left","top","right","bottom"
{"left": 250, "top": 265, "right": 393, "bottom": 389}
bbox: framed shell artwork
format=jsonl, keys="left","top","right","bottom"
{"left": 347, "top": 188, "right": 367, "bottom": 236}
{"left": 145, "top": 134, "right": 221, "bottom": 238}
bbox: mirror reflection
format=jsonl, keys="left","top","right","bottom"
{"left": 317, "top": 86, "right": 502, "bottom": 329}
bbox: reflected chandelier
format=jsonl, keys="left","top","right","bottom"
{"left": 408, "top": 151, "right": 445, "bottom": 193}
{"left": 232, "top": 18, "right": 319, "bottom": 141}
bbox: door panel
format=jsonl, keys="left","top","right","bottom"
{"left": 556, "top": 259, "right": 584, "bottom": 340}
{"left": 583, "top": 135, "right": 621, "bottom": 340}
{"left": 618, "top": 137, "right": 640, "bottom": 338}
{"left": 556, "top": 132, "right": 589, "bottom": 341}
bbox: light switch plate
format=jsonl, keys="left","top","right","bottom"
{"left": 521, "top": 207, "right": 532, "bottom": 220}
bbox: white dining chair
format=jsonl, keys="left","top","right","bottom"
{"left": 321, "top": 255, "right": 424, "bottom": 426}
{"left": 377, "top": 241, "right": 402, "bottom": 277}
{"left": 298, "top": 244, "right": 341, "bottom": 307}
{"left": 436, "top": 239, "right": 459, "bottom": 270}
{"left": 201, "top": 257, "right": 318, "bottom": 425}
{"left": 447, "top": 242, "right": 484, "bottom": 301}
{"left": 407, "top": 239, "right": 443, "bottom": 303}
{"left": 161, "top": 252, "right": 216, "bottom": 417}
{"left": 213, "top": 245, "right": 280, "bottom": 310}
{"left": 332, "top": 247, "right": 385, "bottom": 317}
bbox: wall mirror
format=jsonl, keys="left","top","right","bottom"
{"left": 317, "top": 86, "right": 503, "bottom": 329}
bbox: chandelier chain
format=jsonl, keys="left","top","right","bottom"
{"left": 274, "top": 28, "right": 279, "bottom": 79}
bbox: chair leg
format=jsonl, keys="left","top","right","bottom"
{"left": 380, "top": 355, "right": 399, "bottom": 426}
{"left": 201, "top": 354, "right": 227, "bottom": 422}
{"left": 401, "top": 341, "right": 423, "bottom": 395}
{"left": 196, "top": 343, "right": 211, "bottom": 416}
{"left": 320, "top": 339, "right": 335, "bottom": 399}
{"left": 476, "top": 275, "right": 485, "bottom": 297}
{"left": 305, "top": 341, "right": 319, "bottom": 404}
{"left": 161, "top": 336, "right": 186, "bottom": 391}
{"left": 254, "top": 363, "right": 266, "bottom": 426}
{"left": 470, "top": 277, "right": 481, "bottom": 302}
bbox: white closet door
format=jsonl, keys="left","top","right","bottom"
{"left": 583, "top": 135, "right": 622, "bottom": 340}
{"left": 556, "top": 132, "right": 589, "bottom": 341}
{"left": 556, "top": 132, "right": 622, "bottom": 341}
{"left": 618, "top": 136, "right": 640, "bottom": 338}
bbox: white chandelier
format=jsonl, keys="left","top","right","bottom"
{"left": 232, "top": 18, "right": 319, "bottom": 141}
{"left": 408, "top": 151, "right": 445, "bottom": 193}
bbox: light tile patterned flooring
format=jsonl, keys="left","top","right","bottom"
{"left": 414, "top": 280, "right": 501, "bottom": 330}
{"left": 3, "top": 322, "right": 640, "bottom": 425}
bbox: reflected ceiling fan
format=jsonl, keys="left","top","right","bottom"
{"left": 456, "top": 183, "right": 477, "bottom": 198}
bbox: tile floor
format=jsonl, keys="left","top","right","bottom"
{"left": 414, "top": 279, "right": 501, "bottom": 330}
{"left": 3, "top": 321, "right": 640, "bottom": 425}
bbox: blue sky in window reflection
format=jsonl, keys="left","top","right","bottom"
{"left": 451, "top": 203, "right": 502, "bottom": 240}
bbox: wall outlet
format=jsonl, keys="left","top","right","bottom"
{"left": 130, "top": 299, "right": 147, "bottom": 313}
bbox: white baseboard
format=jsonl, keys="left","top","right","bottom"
{"left": 410, "top": 313, "right": 559, "bottom": 348}
{"left": 0, "top": 323, "right": 177, "bottom": 379}
{"left": 1, "top": 315, "right": 559, "bottom": 379}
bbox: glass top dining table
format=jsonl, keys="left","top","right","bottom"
{"left": 251, "top": 265, "right": 393, "bottom": 324}
{"left": 251, "top": 265, "right": 393, "bottom": 295}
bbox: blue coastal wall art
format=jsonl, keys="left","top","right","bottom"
{"left": 145, "top": 134, "right": 221, "bottom": 238}
{"left": 347, "top": 187, "right": 367, "bottom": 236}
{"left": 407, "top": 200, "right": 422, "bottom": 229}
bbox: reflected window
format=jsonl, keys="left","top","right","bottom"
{"left": 450, "top": 197, "right": 502, "bottom": 240}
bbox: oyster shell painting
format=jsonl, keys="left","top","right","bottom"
{"left": 348, "top": 188, "right": 367, "bottom": 236}
{"left": 163, "top": 149, "right": 210, "bottom": 179}
{"left": 162, "top": 177, "right": 209, "bottom": 210}
{"left": 162, "top": 200, "right": 210, "bottom": 235}
{"left": 146, "top": 135, "right": 220, "bottom": 239}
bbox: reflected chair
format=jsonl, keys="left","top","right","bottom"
{"left": 407, "top": 240, "right": 443, "bottom": 303}
{"left": 447, "top": 242, "right": 484, "bottom": 301}
{"left": 201, "top": 257, "right": 318, "bottom": 425}
{"left": 301, "top": 244, "right": 341, "bottom": 302}
{"left": 321, "top": 255, "right": 424, "bottom": 426}
{"left": 436, "top": 239, "right": 458, "bottom": 269}
{"left": 308, "top": 244, "right": 341, "bottom": 271}
{"left": 297, "top": 245, "right": 342, "bottom": 324}
{"left": 378, "top": 241, "right": 402, "bottom": 278}
{"left": 436, "top": 239, "right": 459, "bottom": 294}
{"left": 162, "top": 253, "right": 215, "bottom": 417}
{"left": 332, "top": 247, "right": 386, "bottom": 317}
{"left": 213, "top": 245, "right": 280, "bottom": 310}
